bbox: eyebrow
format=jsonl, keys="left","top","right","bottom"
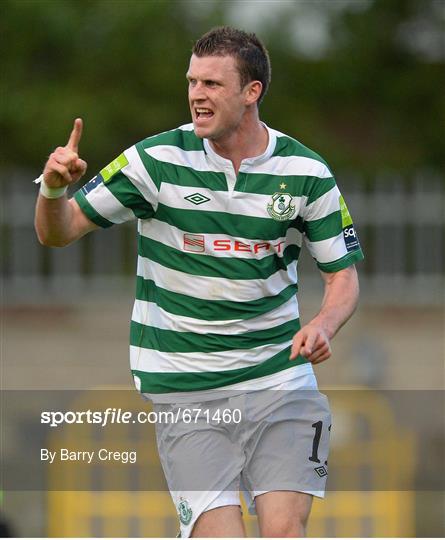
{"left": 186, "top": 74, "right": 223, "bottom": 85}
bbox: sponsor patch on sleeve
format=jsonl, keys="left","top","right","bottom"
{"left": 339, "top": 195, "right": 360, "bottom": 252}
{"left": 100, "top": 153, "right": 129, "bottom": 183}
{"left": 81, "top": 174, "right": 103, "bottom": 195}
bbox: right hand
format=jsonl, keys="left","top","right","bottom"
{"left": 43, "top": 118, "right": 88, "bottom": 188}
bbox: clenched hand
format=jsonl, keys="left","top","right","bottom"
{"left": 43, "top": 118, "right": 87, "bottom": 188}
{"left": 289, "top": 323, "right": 332, "bottom": 364}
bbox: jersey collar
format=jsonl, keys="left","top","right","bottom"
{"left": 203, "top": 123, "right": 276, "bottom": 171}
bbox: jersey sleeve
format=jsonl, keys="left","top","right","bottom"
{"left": 73, "top": 143, "right": 160, "bottom": 228}
{"left": 302, "top": 176, "right": 364, "bottom": 272}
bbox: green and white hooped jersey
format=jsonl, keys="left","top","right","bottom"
{"left": 74, "top": 123, "right": 364, "bottom": 398}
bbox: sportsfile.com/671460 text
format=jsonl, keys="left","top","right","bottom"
{"left": 40, "top": 407, "right": 242, "bottom": 427}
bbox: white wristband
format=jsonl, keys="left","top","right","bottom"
{"left": 34, "top": 174, "right": 68, "bottom": 199}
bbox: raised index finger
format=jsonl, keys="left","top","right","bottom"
{"left": 66, "top": 118, "right": 83, "bottom": 152}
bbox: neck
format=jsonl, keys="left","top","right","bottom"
{"left": 208, "top": 111, "right": 268, "bottom": 173}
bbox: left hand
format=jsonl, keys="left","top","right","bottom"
{"left": 289, "top": 323, "right": 332, "bottom": 364}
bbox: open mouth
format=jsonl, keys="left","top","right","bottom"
{"left": 195, "top": 108, "right": 214, "bottom": 120}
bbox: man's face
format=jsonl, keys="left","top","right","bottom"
{"left": 187, "top": 54, "right": 249, "bottom": 141}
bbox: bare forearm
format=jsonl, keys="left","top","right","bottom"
{"left": 311, "top": 266, "right": 360, "bottom": 339}
{"left": 35, "top": 194, "right": 75, "bottom": 247}
{"left": 290, "top": 265, "right": 359, "bottom": 363}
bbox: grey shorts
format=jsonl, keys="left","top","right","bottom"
{"left": 154, "top": 380, "right": 331, "bottom": 536}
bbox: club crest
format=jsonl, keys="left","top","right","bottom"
{"left": 178, "top": 498, "right": 193, "bottom": 525}
{"left": 267, "top": 192, "right": 296, "bottom": 221}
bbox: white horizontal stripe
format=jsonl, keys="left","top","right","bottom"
{"left": 305, "top": 232, "right": 347, "bottom": 264}
{"left": 133, "top": 299, "right": 239, "bottom": 331}
{"left": 137, "top": 257, "right": 298, "bottom": 302}
{"left": 130, "top": 340, "right": 292, "bottom": 373}
{"left": 132, "top": 295, "right": 299, "bottom": 334}
{"left": 178, "top": 123, "right": 195, "bottom": 131}
{"left": 158, "top": 182, "right": 304, "bottom": 221}
{"left": 304, "top": 185, "right": 341, "bottom": 221}
{"left": 86, "top": 184, "right": 135, "bottom": 224}
{"left": 242, "top": 154, "right": 332, "bottom": 178}
{"left": 139, "top": 219, "right": 302, "bottom": 259}
{"left": 145, "top": 145, "right": 222, "bottom": 173}
{"left": 123, "top": 146, "right": 159, "bottom": 210}
{"left": 147, "top": 363, "right": 315, "bottom": 403}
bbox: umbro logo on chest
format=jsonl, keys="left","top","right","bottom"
{"left": 184, "top": 193, "right": 211, "bottom": 205}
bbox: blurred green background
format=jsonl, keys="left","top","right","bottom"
{"left": 1, "top": 0, "right": 444, "bottom": 537}
{"left": 1, "top": 0, "right": 444, "bottom": 177}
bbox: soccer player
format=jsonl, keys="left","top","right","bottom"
{"left": 35, "top": 27, "right": 363, "bottom": 537}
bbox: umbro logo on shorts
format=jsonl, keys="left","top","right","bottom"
{"left": 184, "top": 192, "right": 210, "bottom": 205}
{"left": 314, "top": 465, "right": 327, "bottom": 477}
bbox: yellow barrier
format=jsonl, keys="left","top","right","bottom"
{"left": 47, "top": 387, "right": 415, "bottom": 537}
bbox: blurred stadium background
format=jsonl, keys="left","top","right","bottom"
{"left": 1, "top": 0, "right": 444, "bottom": 537}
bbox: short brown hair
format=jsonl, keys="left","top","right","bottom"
{"left": 192, "top": 26, "right": 271, "bottom": 105}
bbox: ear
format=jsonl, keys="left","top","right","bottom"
{"left": 244, "top": 80, "right": 263, "bottom": 106}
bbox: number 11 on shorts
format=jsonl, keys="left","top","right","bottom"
{"left": 309, "top": 421, "right": 331, "bottom": 465}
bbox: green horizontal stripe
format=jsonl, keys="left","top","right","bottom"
{"left": 233, "top": 173, "right": 335, "bottom": 199}
{"left": 138, "top": 235, "right": 299, "bottom": 280}
{"left": 317, "top": 249, "right": 364, "bottom": 273}
{"left": 147, "top": 160, "right": 335, "bottom": 199}
{"left": 155, "top": 203, "right": 299, "bottom": 239}
{"left": 283, "top": 244, "right": 301, "bottom": 265}
{"left": 130, "top": 318, "right": 299, "bottom": 353}
{"left": 74, "top": 190, "right": 114, "bottom": 228}
{"left": 306, "top": 178, "right": 337, "bottom": 205}
{"left": 132, "top": 346, "right": 308, "bottom": 394}
{"left": 105, "top": 171, "right": 155, "bottom": 219}
{"left": 152, "top": 160, "right": 227, "bottom": 190}
{"left": 135, "top": 276, "right": 298, "bottom": 321}
{"left": 273, "top": 135, "right": 294, "bottom": 156}
{"left": 137, "top": 130, "right": 336, "bottom": 201}
{"left": 274, "top": 136, "right": 337, "bottom": 203}
{"left": 155, "top": 163, "right": 336, "bottom": 199}
{"left": 304, "top": 210, "right": 342, "bottom": 242}
{"left": 275, "top": 135, "right": 331, "bottom": 167}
